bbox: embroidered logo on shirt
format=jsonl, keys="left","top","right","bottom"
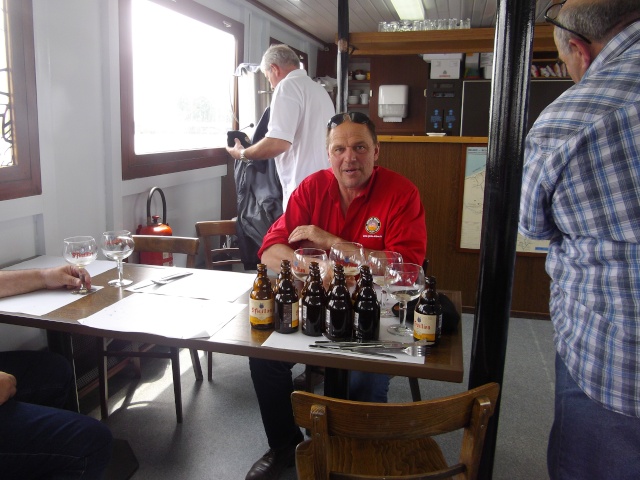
{"left": 365, "top": 217, "right": 381, "bottom": 234}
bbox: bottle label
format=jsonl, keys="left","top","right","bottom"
{"left": 249, "top": 298, "right": 274, "bottom": 325}
{"left": 414, "top": 312, "right": 438, "bottom": 342}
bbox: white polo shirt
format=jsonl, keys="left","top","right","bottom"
{"left": 266, "top": 69, "right": 335, "bottom": 210}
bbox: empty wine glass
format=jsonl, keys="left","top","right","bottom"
{"left": 329, "top": 242, "right": 365, "bottom": 288}
{"left": 292, "top": 248, "right": 328, "bottom": 284}
{"left": 62, "top": 236, "right": 98, "bottom": 294}
{"left": 385, "top": 262, "right": 425, "bottom": 336}
{"left": 367, "top": 251, "right": 403, "bottom": 316}
{"left": 101, "top": 230, "right": 135, "bottom": 287}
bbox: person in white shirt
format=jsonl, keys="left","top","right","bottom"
{"left": 227, "top": 44, "right": 335, "bottom": 210}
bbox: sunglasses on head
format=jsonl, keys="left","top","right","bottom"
{"left": 327, "top": 112, "right": 373, "bottom": 129}
{"left": 544, "top": 1, "right": 591, "bottom": 44}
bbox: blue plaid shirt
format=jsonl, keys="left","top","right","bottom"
{"left": 520, "top": 21, "right": 640, "bottom": 417}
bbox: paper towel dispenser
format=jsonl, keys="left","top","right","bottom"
{"left": 378, "top": 85, "right": 409, "bottom": 122}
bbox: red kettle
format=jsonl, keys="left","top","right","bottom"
{"left": 136, "top": 187, "right": 173, "bottom": 266}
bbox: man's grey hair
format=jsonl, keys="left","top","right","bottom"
{"left": 260, "top": 44, "right": 301, "bottom": 73}
{"left": 556, "top": 0, "right": 640, "bottom": 52}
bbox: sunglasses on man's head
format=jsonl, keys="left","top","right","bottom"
{"left": 544, "top": 1, "right": 592, "bottom": 44}
{"left": 327, "top": 112, "right": 373, "bottom": 129}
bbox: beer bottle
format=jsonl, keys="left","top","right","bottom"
{"left": 274, "top": 260, "right": 299, "bottom": 333}
{"left": 249, "top": 264, "right": 274, "bottom": 330}
{"left": 325, "top": 264, "right": 352, "bottom": 341}
{"left": 353, "top": 265, "right": 380, "bottom": 341}
{"left": 301, "top": 262, "right": 326, "bottom": 337}
{"left": 413, "top": 276, "right": 442, "bottom": 345}
{"left": 351, "top": 265, "right": 369, "bottom": 304}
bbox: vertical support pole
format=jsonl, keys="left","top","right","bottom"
{"left": 468, "top": 0, "right": 537, "bottom": 478}
{"left": 336, "top": 0, "right": 349, "bottom": 113}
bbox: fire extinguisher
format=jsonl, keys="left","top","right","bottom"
{"left": 136, "top": 187, "right": 173, "bottom": 266}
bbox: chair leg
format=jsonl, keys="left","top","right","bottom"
{"left": 207, "top": 352, "right": 213, "bottom": 381}
{"left": 170, "top": 347, "right": 183, "bottom": 423}
{"left": 409, "top": 377, "right": 422, "bottom": 402}
{"left": 96, "top": 337, "right": 109, "bottom": 419}
{"left": 189, "top": 349, "right": 203, "bottom": 381}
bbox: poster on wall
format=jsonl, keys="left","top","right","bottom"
{"left": 459, "top": 146, "right": 549, "bottom": 254}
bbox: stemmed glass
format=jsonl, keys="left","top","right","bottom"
{"left": 367, "top": 251, "right": 403, "bottom": 316}
{"left": 329, "top": 242, "right": 365, "bottom": 288}
{"left": 385, "top": 262, "right": 425, "bottom": 336}
{"left": 101, "top": 230, "right": 135, "bottom": 287}
{"left": 62, "top": 236, "right": 98, "bottom": 294}
{"left": 292, "top": 248, "right": 328, "bottom": 284}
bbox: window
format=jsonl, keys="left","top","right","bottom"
{"left": 119, "top": 0, "right": 243, "bottom": 179}
{"left": 0, "top": 0, "right": 42, "bottom": 201}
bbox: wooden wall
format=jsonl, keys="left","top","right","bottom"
{"left": 376, "top": 141, "right": 550, "bottom": 318}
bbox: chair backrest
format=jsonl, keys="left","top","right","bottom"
{"left": 291, "top": 382, "right": 500, "bottom": 480}
{"left": 132, "top": 235, "right": 200, "bottom": 268}
{"left": 195, "top": 220, "right": 242, "bottom": 270}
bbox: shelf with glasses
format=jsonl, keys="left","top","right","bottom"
{"left": 345, "top": 24, "right": 556, "bottom": 56}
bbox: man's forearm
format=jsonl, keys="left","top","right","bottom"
{"left": 0, "top": 270, "right": 45, "bottom": 298}
{"left": 260, "top": 244, "right": 295, "bottom": 274}
{"left": 243, "top": 137, "right": 290, "bottom": 161}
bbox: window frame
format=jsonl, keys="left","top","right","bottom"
{"left": 0, "top": 0, "right": 42, "bottom": 201}
{"left": 119, "top": 0, "right": 244, "bottom": 180}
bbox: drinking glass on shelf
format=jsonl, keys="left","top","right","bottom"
{"left": 292, "top": 248, "right": 328, "bottom": 284}
{"left": 101, "top": 230, "right": 135, "bottom": 287}
{"left": 385, "top": 262, "right": 425, "bottom": 336}
{"left": 367, "top": 251, "right": 403, "bottom": 316}
{"left": 62, "top": 236, "right": 98, "bottom": 294}
{"left": 329, "top": 242, "right": 365, "bottom": 281}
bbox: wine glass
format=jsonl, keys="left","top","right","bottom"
{"left": 367, "top": 251, "right": 403, "bottom": 316}
{"left": 329, "top": 242, "right": 365, "bottom": 289}
{"left": 385, "top": 262, "right": 425, "bottom": 336}
{"left": 292, "top": 248, "right": 328, "bottom": 284}
{"left": 101, "top": 230, "right": 135, "bottom": 287}
{"left": 62, "top": 236, "right": 98, "bottom": 294}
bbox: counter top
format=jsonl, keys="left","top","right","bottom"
{"left": 379, "top": 135, "right": 488, "bottom": 144}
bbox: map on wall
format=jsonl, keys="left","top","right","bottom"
{"left": 459, "top": 146, "right": 549, "bottom": 254}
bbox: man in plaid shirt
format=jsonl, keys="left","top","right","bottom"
{"left": 519, "top": 1, "right": 640, "bottom": 478}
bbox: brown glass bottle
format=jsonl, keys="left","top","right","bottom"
{"left": 249, "top": 264, "right": 274, "bottom": 330}
{"left": 325, "top": 264, "right": 352, "bottom": 341}
{"left": 301, "top": 262, "right": 326, "bottom": 336}
{"left": 353, "top": 266, "right": 380, "bottom": 341}
{"left": 274, "top": 260, "right": 299, "bottom": 333}
{"left": 413, "top": 276, "right": 442, "bottom": 345}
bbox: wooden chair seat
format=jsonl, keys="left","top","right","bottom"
{"left": 291, "top": 382, "right": 500, "bottom": 480}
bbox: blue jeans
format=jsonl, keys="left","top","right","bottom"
{"left": 548, "top": 354, "right": 640, "bottom": 480}
{"left": 0, "top": 350, "right": 113, "bottom": 480}
{"left": 249, "top": 358, "right": 389, "bottom": 449}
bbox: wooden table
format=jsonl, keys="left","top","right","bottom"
{"left": 0, "top": 263, "right": 464, "bottom": 395}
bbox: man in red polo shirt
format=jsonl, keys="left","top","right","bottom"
{"left": 245, "top": 112, "right": 427, "bottom": 480}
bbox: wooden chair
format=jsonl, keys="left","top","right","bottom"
{"left": 195, "top": 220, "right": 242, "bottom": 270}
{"left": 291, "top": 382, "right": 500, "bottom": 480}
{"left": 195, "top": 220, "right": 243, "bottom": 380}
{"left": 96, "top": 235, "right": 203, "bottom": 423}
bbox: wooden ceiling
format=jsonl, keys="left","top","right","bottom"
{"left": 248, "top": 0, "right": 557, "bottom": 45}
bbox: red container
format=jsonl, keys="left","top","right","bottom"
{"left": 136, "top": 187, "right": 173, "bottom": 266}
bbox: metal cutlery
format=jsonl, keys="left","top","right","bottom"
{"left": 310, "top": 340, "right": 430, "bottom": 357}
{"left": 132, "top": 271, "right": 193, "bottom": 290}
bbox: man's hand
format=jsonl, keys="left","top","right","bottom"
{"left": 41, "top": 265, "right": 92, "bottom": 291}
{"left": 226, "top": 138, "right": 244, "bottom": 160}
{"left": 0, "top": 371, "right": 17, "bottom": 405}
{"left": 288, "top": 226, "right": 343, "bottom": 251}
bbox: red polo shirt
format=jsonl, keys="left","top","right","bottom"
{"left": 258, "top": 166, "right": 427, "bottom": 264}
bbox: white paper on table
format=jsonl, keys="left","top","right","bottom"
{"left": 261, "top": 316, "right": 425, "bottom": 365}
{"left": 126, "top": 269, "right": 255, "bottom": 302}
{"left": 79, "top": 294, "right": 247, "bottom": 339}
{"left": 0, "top": 286, "right": 104, "bottom": 317}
